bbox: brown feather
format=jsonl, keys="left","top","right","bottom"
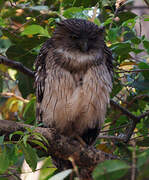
{"left": 35, "top": 18, "right": 113, "bottom": 144}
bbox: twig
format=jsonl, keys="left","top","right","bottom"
{"left": 126, "top": 6, "right": 149, "bottom": 9}
{"left": 0, "top": 56, "right": 34, "bottom": 78}
{"left": 109, "top": 0, "right": 126, "bottom": 28}
{"left": 12, "top": 14, "right": 43, "bottom": 33}
{"left": 138, "top": 111, "right": 149, "bottom": 119}
{"left": 117, "top": 69, "right": 149, "bottom": 73}
{"left": 0, "top": 92, "right": 29, "bottom": 103}
{"left": 110, "top": 100, "right": 138, "bottom": 121}
{"left": 100, "top": 123, "right": 131, "bottom": 133}
{"left": 144, "top": 0, "right": 149, "bottom": 8}
{"left": 69, "top": 157, "right": 80, "bottom": 179}
{"left": 110, "top": 100, "right": 149, "bottom": 143}
{"left": 131, "top": 140, "right": 136, "bottom": 180}
{"left": 98, "top": 135, "right": 125, "bottom": 141}
{"left": 90, "top": 3, "right": 99, "bottom": 22}
{"left": 126, "top": 95, "right": 149, "bottom": 107}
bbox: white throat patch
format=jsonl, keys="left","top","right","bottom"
{"left": 55, "top": 48, "right": 102, "bottom": 63}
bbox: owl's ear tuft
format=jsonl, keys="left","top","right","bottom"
{"left": 56, "top": 21, "right": 64, "bottom": 26}
{"left": 98, "top": 26, "right": 105, "bottom": 33}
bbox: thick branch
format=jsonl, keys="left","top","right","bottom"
{"left": 1, "top": 56, "right": 148, "bottom": 144}
{"left": 0, "top": 56, "right": 34, "bottom": 78}
{"left": 0, "top": 120, "right": 115, "bottom": 179}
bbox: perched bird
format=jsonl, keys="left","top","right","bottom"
{"left": 35, "top": 18, "right": 113, "bottom": 145}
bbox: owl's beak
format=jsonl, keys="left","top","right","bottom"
{"left": 79, "top": 40, "right": 88, "bottom": 52}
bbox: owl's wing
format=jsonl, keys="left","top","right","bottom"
{"left": 34, "top": 38, "right": 52, "bottom": 103}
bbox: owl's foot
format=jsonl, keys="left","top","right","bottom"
{"left": 75, "top": 135, "right": 87, "bottom": 148}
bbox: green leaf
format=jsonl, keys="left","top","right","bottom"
{"left": 0, "top": 135, "right": 4, "bottom": 145}
{"left": 23, "top": 135, "right": 30, "bottom": 147}
{"left": 138, "top": 62, "right": 149, "bottom": 80}
{"left": 111, "top": 80, "right": 122, "bottom": 98}
{"left": 143, "top": 15, "right": 149, "bottom": 21}
{"left": 16, "top": 72, "right": 34, "bottom": 98}
{"left": 0, "top": 146, "right": 9, "bottom": 173}
{"left": 0, "top": 17, "right": 6, "bottom": 27}
{"left": 49, "top": 169, "right": 72, "bottom": 180}
{"left": 0, "top": 76, "right": 3, "bottom": 93}
{"left": 111, "top": 41, "right": 132, "bottom": 60}
{"left": 29, "top": 5, "right": 49, "bottom": 11}
{"left": 136, "top": 137, "right": 149, "bottom": 147}
{"left": 131, "top": 37, "right": 141, "bottom": 45}
{"left": 0, "top": 39, "right": 11, "bottom": 54}
{"left": 137, "top": 149, "right": 149, "bottom": 169}
{"left": 63, "top": 7, "right": 90, "bottom": 19}
{"left": 32, "top": 132, "right": 49, "bottom": 146}
{"left": 30, "top": 140, "right": 48, "bottom": 151}
{"left": 108, "top": 28, "right": 119, "bottom": 42}
{"left": 143, "top": 40, "right": 149, "bottom": 53}
{"left": 21, "top": 25, "right": 49, "bottom": 37}
{"left": 131, "top": 48, "right": 144, "bottom": 54}
{"left": 0, "top": 0, "right": 5, "bottom": 10}
{"left": 118, "top": 11, "right": 137, "bottom": 23}
{"left": 20, "top": 143, "right": 37, "bottom": 171}
{"left": 130, "top": 80, "right": 149, "bottom": 91}
{"left": 92, "top": 160, "right": 130, "bottom": 180}
{"left": 102, "top": 17, "right": 113, "bottom": 26}
{"left": 23, "top": 97, "right": 36, "bottom": 124}
{"left": 122, "top": 18, "right": 136, "bottom": 28}
{"left": 39, "top": 157, "right": 56, "bottom": 180}
{"left": 9, "top": 131, "right": 24, "bottom": 141}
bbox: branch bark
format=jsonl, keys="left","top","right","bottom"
{"left": 110, "top": 99, "right": 149, "bottom": 143}
{"left": 0, "top": 55, "right": 34, "bottom": 78}
{"left": 0, "top": 55, "right": 148, "bottom": 144}
{"left": 144, "top": 0, "right": 149, "bottom": 8}
{"left": 0, "top": 120, "right": 116, "bottom": 179}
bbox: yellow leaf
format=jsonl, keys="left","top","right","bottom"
{"left": 119, "top": 61, "right": 137, "bottom": 71}
{"left": 96, "top": 143, "right": 113, "bottom": 154}
{"left": 105, "top": 9, "right": 111, "bottom": 13}
{"left": 0, "top": 64, "right": 8, "bottom": 72}
{"left": 1, "top": 36, "right": 8, "bottom": 40}
{"left": 8, "top": 69, "right": 17, "bottom": 80}
{"left": 120, "top": 62, "right": 137, "bottom": 66}
{"left": 27, "top": 34, "right": 33, "bottom": 38}
{"left": 10, "top": 101, "right": 18, "bottom": 112}
{"left": 44, "top": 20, "right": 49, "bottom": 24}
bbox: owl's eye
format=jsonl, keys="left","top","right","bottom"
{"left": 70, "top": 35, "right": 79, "bottom": 39}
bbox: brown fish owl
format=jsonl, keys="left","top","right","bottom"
{"left": 35, "top": 18, "right": 113, "bottom": 145}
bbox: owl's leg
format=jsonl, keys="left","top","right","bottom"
{"left": 75, "top": 135, "right": 87, "bottom": 147}
{"left": 81, "top": 126, "right": 99, "bottom": 146}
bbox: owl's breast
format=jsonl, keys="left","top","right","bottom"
{"left": 40, "top": 61, "right": 112, "bottom": 137}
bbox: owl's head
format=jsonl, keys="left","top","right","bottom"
{"left": 52, "top": 18, "right": 105, "bottom": 54}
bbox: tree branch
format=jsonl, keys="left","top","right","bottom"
{"left": 110, "top": 100, "right": 149, "bottom": 143}
{"left": 0, "top": 55, "right": 34, "bottom": 78}
{"left": 0, "top": 120, "right": 116, "bottom": 179}
{"left": 144, "top": 0, "right": 149, "bottom": 8}
{"left": 1, "top": 56, "right": 148, "bottom": 144}
{"left": 110, "top": 100, "right": 139, "bottom": 121}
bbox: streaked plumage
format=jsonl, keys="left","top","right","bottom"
{"left": 35, "top": 18, "right": 113, "bottom": 145}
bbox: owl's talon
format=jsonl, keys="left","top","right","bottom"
{"left": 75, "top": 135, "right": 87, "bottom": 148}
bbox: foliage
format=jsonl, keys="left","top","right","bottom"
{"left": 0, "top": 0, "right": 149, "bottom": 179}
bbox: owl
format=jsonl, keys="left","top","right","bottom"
{"left": 35, "top": 18, "right": 113, "bottom": 145}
